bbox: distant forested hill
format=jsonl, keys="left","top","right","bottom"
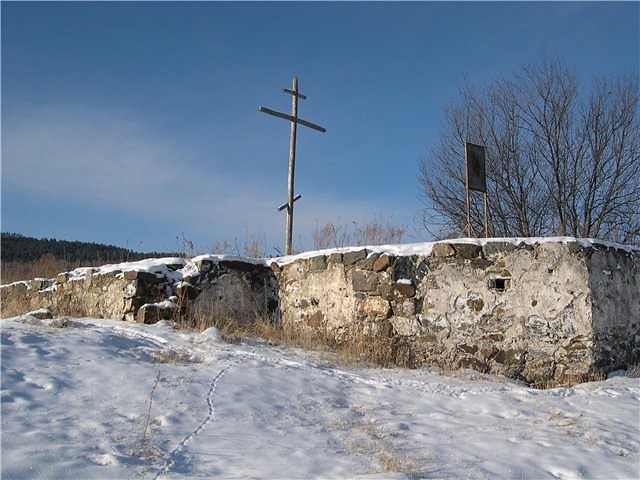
{"left": 0, "top": 232, "right": 174, "bottom": 263}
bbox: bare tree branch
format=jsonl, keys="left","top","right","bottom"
{"left": 418, "top": 59, "right": 639, "bottom": 245}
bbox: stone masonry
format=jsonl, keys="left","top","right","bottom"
{"left": 1, "top": 239, "right": 638, "bottom": 387}
{"left": 0, "top": 256, "right": 279, "bottom": 325}
{"left": 273, "top": 240, "right": 639, "bottom": 387}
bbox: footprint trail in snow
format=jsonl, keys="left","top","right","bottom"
{"left": 154, "top": 357, "right": 243, "bottom": 479}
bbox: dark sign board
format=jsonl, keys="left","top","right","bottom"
{"left": 465, "top": 142, "right": 486, "bottom": 192}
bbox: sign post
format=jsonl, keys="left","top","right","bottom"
{"left": 259, "top": 77, "right": 326, "bottom": 255}
{"left": 464, "top": 142, "right": 488, "bottom": 238}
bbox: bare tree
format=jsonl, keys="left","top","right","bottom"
{"left": 419, "top": 59, "right": 640, "bottom": 244}
{"left": 313, "top": 214, "right": 406, "bottom": 250}
{"left": 313, "top": 219, "right": 349, "bottom": 250}
{"left": 353, "top": 213, "right": 406, "bottom": 246}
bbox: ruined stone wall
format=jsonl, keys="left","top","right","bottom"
{"left": 180, "top": 257, "right": 280, "bottom": 325}
{"left": 2, "top": 239, "right": 638, "bottom": 386}
{"left": 0, "top": 272, "right": 141, "bottom": 320}
{"left": 586, "top": 247, "right": 640, "bottom": 372}
{"left": 273, "top": 240, "right": 639, "bottom": 387}
{"left": 0, "top": 256, "right": 279, "bottom": 325}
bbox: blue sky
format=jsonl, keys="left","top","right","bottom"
{"left": 2, "top": 1, "right": 638, "bottom": 255}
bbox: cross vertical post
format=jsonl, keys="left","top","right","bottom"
{"left": 285, "top": 77, "right": 299, "bottom": 256}
{"left": 259, "top": 76, "right": 326, "bottom": 255}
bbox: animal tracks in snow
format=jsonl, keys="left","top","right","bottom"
{"left": 3, "top": 316, "right": 638, "bottom": 480}
{"left": 154, "top": 356, "right": 246, "bottom": 479}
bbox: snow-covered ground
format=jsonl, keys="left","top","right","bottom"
{"left": 1, "top": 314, "right": 639, "bottom": 480}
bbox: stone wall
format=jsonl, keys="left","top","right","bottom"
{"left": 1, "top": 272, "right": 141, "bottom": 321}
{"left": 181, "top": 257, "right": 279, "bottom": 325}
{"left": 2, "top": 239, "right": 638, "bottom": 386}
{"left": 273, "top": 240, "right": 639, "bottom": 387}
{"left": 0, "top": 256, "right": 279, "bottom": 325}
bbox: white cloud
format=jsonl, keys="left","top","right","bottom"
{"left": 6, "top": 107, "right": 204, "bottom": 200}
{"left": 2, "top": 105, "right": 283, "bottom": 238}
{"left": 2, "top": 104, "right": 407, "bottom": 252}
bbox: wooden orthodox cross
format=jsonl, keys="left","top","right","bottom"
{"left": 259, "top": 76, "right": 326, "bottom": 255}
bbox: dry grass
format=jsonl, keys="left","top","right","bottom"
{"left": 625, "top": 363, "right": 640, "bottom": 378}
{"left": 47, "top": 317, "right": 82, "bottom": 329}
{"left": 534, "top": 370, "right": 607, "bottom": 390}
{"left": 132, "top": 371, "right": 164, "bottom": 460}
{"left": 1, "top": 255, "right": 84, "bottom": 285}
{"left": 150, "top": 348, "right": 203, "bottom": 364}
{"left": 312, "top": 214, "right": 406, "bottom": 250}
{"left": 171, "top": 309, "right": 418, "bottom": 370}
{"left": 174, "top": 311, "right": 326, "bottom": 350}
{"left": 338, "top": 407, "right": 422, "bottom": 477}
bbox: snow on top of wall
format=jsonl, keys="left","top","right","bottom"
{"left": 63, "top": 257, "right": 187, "bottom": 284}
{"left": 271, "top": 236, "right": 639, "bottom": 266}
{"left": 7, "top": 237, "right": 636, "bottom": 287}
{"left": 191, "top": 254, "right": 266, "bottom": 266}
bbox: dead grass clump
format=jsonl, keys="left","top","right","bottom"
{"left": 339, "top": 408, "right": 421, "bottom": 478}
{"left": 173, "top": 309, "right": 420, "bottom": 370}
{"left": 132, "top": 371, "right": 164, "bottom": 460}
{"left": 331, "top": 332, "right": 423, "bottom": 370}
{"left": 47, "top": 317, "right": 80, "bottom": 329}
{"left": 172, "top": 309, "right": 278, "bottom": 342}
{"left": 532, "top": 369, "right": 607, "bottom": 390}
{"left": 625, "top": 363, "right": 640, "bottom": 378}
{"left": 1, "top": 254, "right": 82, "bottom": 285}
{"left": 334, "top": 334, "right": 393, "bottom": 368}
{"left": 150, "top": 348, "right": 202, "bottom": 364}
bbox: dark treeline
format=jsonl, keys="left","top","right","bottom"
{"left": 1, "top": 232, "right": 176, "bottom": 264}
